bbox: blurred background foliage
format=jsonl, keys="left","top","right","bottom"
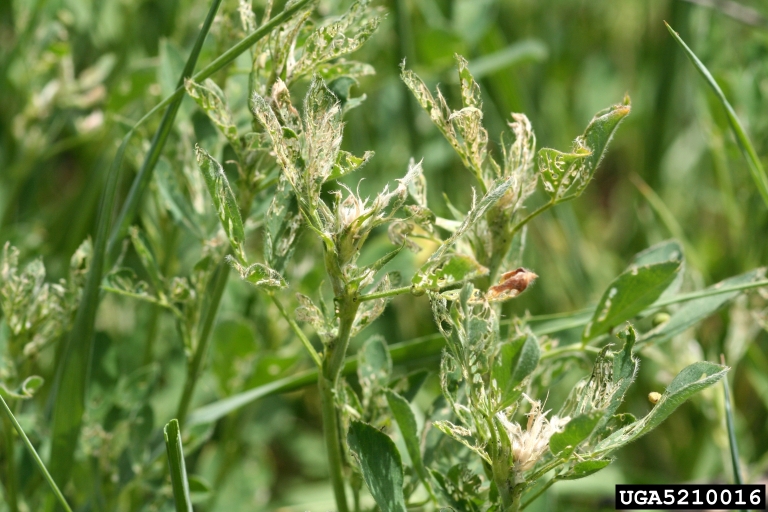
{"left": 1, "top": 0, "right": 767, "bottom": 510}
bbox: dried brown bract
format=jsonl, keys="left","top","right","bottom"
{"left": 486, "top": 267, "right": 538, "bottom": 302}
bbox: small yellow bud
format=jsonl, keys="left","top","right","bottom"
{"left": 648, "top": 392, "right": 662, "bottom": 404}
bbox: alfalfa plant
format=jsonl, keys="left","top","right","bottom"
{"left": 170, "top": 38, "right": 737, "bottom": 510}
{"left": 2, "top": 0, "right": 766, "bottom": 510}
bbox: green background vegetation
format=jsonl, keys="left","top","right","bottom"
{"left": 1, "top": 0, "right": 767, "bottom": 510}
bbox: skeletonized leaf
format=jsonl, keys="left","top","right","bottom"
{"left": 412, "top": 254, "right": 488, "bottom": 291}
{"left": 317, "top": 59, "right": 376, "bottom": 82}
{"left": 327, "top": 150, "right": 374, "bottom": 181}
{"left": 352, "top": 272, "right": 399, "bottom": 337}
{"left": 194, "top": 147, "right": 246, "bottom": 262}
{"left": 347, "top": 420, "right": 408, "bottom": 512}
{"left": 538, "top": 146, "right": 591, "bottom": 201}
{"left": 264, "top": 175, "right": 302, "bottom": 274}
{"left": 292, "top": 0, "right": 382, "bottom": 81}
{"left": 583, "top": 257, "right": 682, "bottom": 341}
{"left": 303, "top": 76, "right": 344, "bottom": 189}
{"left": 539, "top": 98, "right": 631, "bottom": 202}
{"left": 226, "top": 256, "right": 286, "bottom": 289}
{"left": 358, "top": 335, "right": 391, "bottom": 403}
{"left": 414, "top": 177, "right": 514, "bottom": 290}
{"left": 185, "top": 79, "right": 239, "bottom": 147}
{"left": 560, "top": 326, "right": 639, "bottom": 435}
{"left": 103, "top": 268, "right": 160, "bottom": 305}
{"left": 250, "top": 94, "right": 303, "bottom": 194}
{"left": 295, "top": 293, "right": 334, "bottom": 341}
{"left": 432, "top": 420, "right": 490, "bottom": 463}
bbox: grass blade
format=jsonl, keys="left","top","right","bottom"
{"left": 665, "top": 21, "right": 768, "bottom": 209}
{"left": 0, "top": 396, "right": 72, "bottom": 512}
{"left": 48, "top": 131, "right": 130, "bottom": 485}
{"left": 164, "top": 419, "right": 193, "bottom": 512}
{"left": 108, "top": 0, "right": 223, "bottom": 257}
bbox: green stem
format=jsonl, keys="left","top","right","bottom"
{"left": 319, "top": 373, "right": 350, "bottom": 512}
{"left": 319, "top": 286, "right": 359, "bottom": 512}
{"left": 270, "top": 292, "right": 322, "bottom": 367}
{"left": 509, "top": 201, "right": 554, "bottom": 239}
{"left": 540, "top": 344, "right": 601, "bottom": 361}
{"left": 0, "top": 396, "right": 72, "bottom": 512}
{"left": 356, "top": 285, "right": 411, "bottom": 302}
{"left": 176, "top": 259, "right": 230, "bottom": 426}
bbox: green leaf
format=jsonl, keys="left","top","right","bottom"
{"left": 641, "top": 268, "right": 766, "bottom": 346}
{"left": 593, "top": 361, "right": 728, "bottom": 454}
{"left": 583, "top": 257, "right": 682, "bottom": 341}
{"left": 666, "top": 22, "right": 768, "bottom": 209}
{"left": 549, "top": 411, "right": 602, "bottom": 457}
{"left": 631, "top": 239, "right": 684, "bottom": 300}
{"left": 347, "top": 420, "right": 407, "bottom": 512}
{"left": 386, "top": 390, "right": 436, "bottom": 501}
{"left": 226, "top": 256, "right": 286, "bottom": 289}
{"left": 195, "top": 147, "right": 246, "bottom": 262}
{"left": 631, "top": 239, "right": 684, "bottom": 266}
{"left": 560, "top": 459, "right": 612, "bottom": 480}
{"left": 492, "top": 334, "right": 540, "bottom": 408}
{"left": 164, "top": 419, "right": 193, "bottom": 512}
